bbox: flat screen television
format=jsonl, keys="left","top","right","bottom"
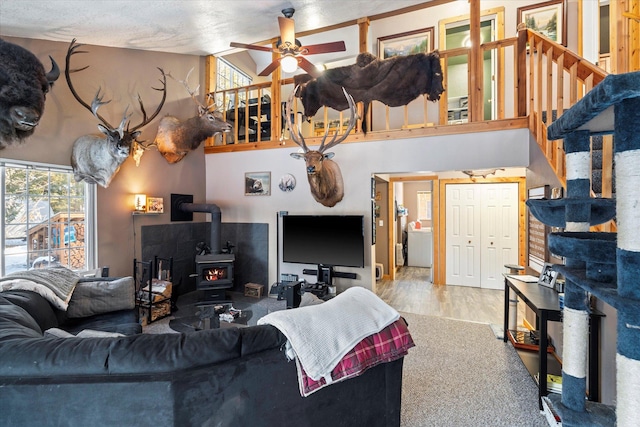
{"left": 282, "top": 215, "right": 365, "bottom": 268}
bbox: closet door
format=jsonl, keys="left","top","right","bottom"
{"left": 480, "top": 183, "right": 519, "bottom": 289}
{"left": 446, "top": 184, "right": 481, "bottom": 286}
{"left": 446, "top": 182, "right": 519, "bottom": 287}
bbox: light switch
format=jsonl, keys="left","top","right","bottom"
{"left": 378, "top": 220, "right": 384, "bottom": 227}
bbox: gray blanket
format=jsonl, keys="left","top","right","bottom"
{"left": 0, "top": 267, "right": 79, "bottom": 310}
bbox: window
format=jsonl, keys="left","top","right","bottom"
{"left": 417, "top": 191, "right": 432, "bottom": 221}
{"left": 1, "top": 160, "right": 96, "bottom": 275}
{"left": 216, "top": 57, "right": 252, "bottom": 107}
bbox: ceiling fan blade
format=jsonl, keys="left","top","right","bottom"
{"left": 301, "top": 41, "right": 347, "bottom": 55}
{"left": 297, "top": 56, "right": 321, "bottom": 78}
{"left": 258, "top": 59, "right": 282, "bottom": 77}
{"left": 230, "top": 42, "right": 274, "bottom": 53}
{"left": 278, "top": 16, "right": 296, "bottom": 45}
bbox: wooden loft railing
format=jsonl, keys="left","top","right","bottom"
{"left": 203, "top": 29, "right": 615, "bottom": 225}
{"left": 204, "top": 34, "right": 528, "bottom": 153}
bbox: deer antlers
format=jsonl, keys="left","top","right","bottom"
{"left": 167, "top": 68, "right": 218, "bottom": 114}
{"left": 286, "top": 85, "right": 357, "bottom": 153}
{"left": 65, "top": 38, "right": 167, "bottom": 158}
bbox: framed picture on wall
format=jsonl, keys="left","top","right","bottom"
{"left": 245, "top": 172, "right": 271, "bottom": 196}
{"left": 147, "top": 197, "right": 164, "bottom": 214}
{"left": 517, "top": 0, "right": 567, "bottom": 46}
{"left": 377, "top": 27, "right": 434, "bottom": 59}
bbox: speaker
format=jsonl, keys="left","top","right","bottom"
{"left": 285, "top": 281, "right": 302, "bottom": 309}
{"left": 375, "top": 263, "right": 383, "bottom": 280}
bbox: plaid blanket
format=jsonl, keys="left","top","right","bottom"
{"left": 258, "top": 287, "right": 400, "bottom": 382}
{"left": 295, "top": 318, "right": 415, "bottom": 396}
{"left": 0, "top": 266, "right": 79, "bottom": 310}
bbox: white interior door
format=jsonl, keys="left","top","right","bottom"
{"left": 446, "top": 184, "right": 481, "bottom": 286}
{"left": 480, "top": 183, "right": 519, "bottom": 289}
{"left": 446, "top": 182, "right": 519, "bottom": 288}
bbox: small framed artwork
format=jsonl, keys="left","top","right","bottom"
{"left": 517, "top": 0, "right": 567, "bottom": 46}
{"left": 278, "top": 173, "right": 296, "bottom": 192}
{"left": 147, "top": 197, "right": 164, "bottom": 214}
{"left": 538, "top": 262, "right": 559, "bottom": 289}
{"left": 245, "top": 172, "right": 271, "bottom": 196}
{"left": 378, "top": 27, "right": 434, "bottom": 59}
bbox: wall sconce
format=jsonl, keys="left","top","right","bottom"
{"left": 134, "top": 194, "right": 147, "bottom": 212}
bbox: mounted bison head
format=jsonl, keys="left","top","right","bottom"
{"left": 0, "top": 39, "right": 60, "bottom": 148}
{"left": 294, "top": 51, "right": 444, "bottom": 132}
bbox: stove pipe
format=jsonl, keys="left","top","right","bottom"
{"left": 178, "top": 202, "right": 222, "bottom": 254}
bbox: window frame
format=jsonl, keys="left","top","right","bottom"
{"left": 417, "top": 190, "right": 432, "bottom": 221}
{"left": 0, "top": 159, "right": 97, "bottom": 275}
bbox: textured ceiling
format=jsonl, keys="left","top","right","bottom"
{"left": 0, "top": 0, "right": 428, "bottom": 56}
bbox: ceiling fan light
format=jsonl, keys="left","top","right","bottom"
{"left": 281, "top": 55, "right": 298, "bottom": 73}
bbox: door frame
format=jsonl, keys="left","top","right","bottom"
{"left": 386, "top": 175, "right": 438, "bottom": 280}
{"left": 439, "top": 7, "right": 505, "bottom": 122}
{"left": 434, "top": 176, "right": 526, "bottom": 285}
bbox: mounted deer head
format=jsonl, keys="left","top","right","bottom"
{"left": 65, "top": 39, "right": 166, "bottom": 187}
{"left": 154, "top": 69, "right": 232, "bottom": 164}
{"left": 287, "top": 86, "right": 356, "bottom": 207}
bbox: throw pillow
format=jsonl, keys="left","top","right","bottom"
{"left": 45, "top": 328, "right": 125, "bottom": 338}
{"left": 67, "top": 276, "right": 135, "bottom": 318}
{"left": 44, "top": 327, "right": 75, "bottom": 338}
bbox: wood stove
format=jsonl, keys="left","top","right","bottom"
{"left": 195, "top": 254, "right": 235, "bottom": 301}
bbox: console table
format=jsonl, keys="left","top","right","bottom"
{"left": 503, "top": 275, "right": 604, "bottom": 408}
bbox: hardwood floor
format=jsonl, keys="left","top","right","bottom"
{"left": 375, "top": 266, "right": 525, "bottom": 325}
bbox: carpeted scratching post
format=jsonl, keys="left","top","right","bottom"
{"left": 558, "top": 130, "right": 591, "bottom": 413}
{"left": 528, "top": 70, "right": 640, "bottom": 426}
{"left": 612, "top": 96, "right": 640, "bottom": 427}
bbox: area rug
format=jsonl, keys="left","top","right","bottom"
{"left": 399, "top": 312, "right": 547, "bottom": 427}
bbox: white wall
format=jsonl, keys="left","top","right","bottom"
{"left": 205, "top": 128, "right": 530, "bottom": 292}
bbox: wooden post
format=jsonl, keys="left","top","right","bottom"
{"left": 469, "top": 0, "right": 483, "bottom": 122}
{"left": 516, "top": 26, "right": 528, "bottom": 117}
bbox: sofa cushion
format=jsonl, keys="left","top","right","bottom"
{"left": 0, "top": 296, "right": 43, "bottom": 339}
{"left": 61, "top": 309, "right": 141, "bottom": 336}
{"left": 67, "top": 276, "right": 135, "bottom": 318}
{"left": 240, "top": 324, "right": 286, "bottom": 357}
{"left": 0, "top": 290, "right": 58, "bottom": 331}
{"left": 107, "top": 327, "right": 244, "bottom": 374}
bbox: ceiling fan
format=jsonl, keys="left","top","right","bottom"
{"left": 229, "top": 8, "right": 346, "bottom": 78}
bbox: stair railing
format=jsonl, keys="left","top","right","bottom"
{"left": 516, "top": 27, "right": 615, "bottom": 231}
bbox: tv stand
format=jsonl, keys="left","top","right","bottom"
{"left": 302, "top": 265, "right": 358, "bottom": 284}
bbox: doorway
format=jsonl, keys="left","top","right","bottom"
{"left": 439, "top": 7, "right": 505, "bottom": 122}
{"left": 445, "top": 182, "right": 519, "bottom": 289}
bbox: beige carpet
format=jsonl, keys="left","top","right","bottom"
{"left": 399, "top": 312, "right": 547, "bottom": 427}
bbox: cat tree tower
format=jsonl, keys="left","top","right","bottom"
{"left": 527, "top": 71, "right": 640, "bottom": 427}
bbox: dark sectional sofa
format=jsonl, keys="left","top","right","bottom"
{"left": 0, "top": 284, "right": 405, "bottom": 427}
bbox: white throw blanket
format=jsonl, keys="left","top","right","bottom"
{"left": 0, "top": 267, "right": 79, "bottom": 310}
{"left": 258, "top": 286, "right": 400, "bottom": 382}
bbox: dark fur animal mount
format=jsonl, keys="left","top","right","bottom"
{"left": 287, "top": 86, "right": 357, "bottom": 208}
{"left": 154, "top": 70, "right": 232, "bottom": 164}
{"left": 65, "top": 39, "right": 166, "bottom": 187}
{"left": 0, "top": 39, "right": 60, "bottom": 147}
{"left": 294, "top": 51, "right": 444, "bottom": 132}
